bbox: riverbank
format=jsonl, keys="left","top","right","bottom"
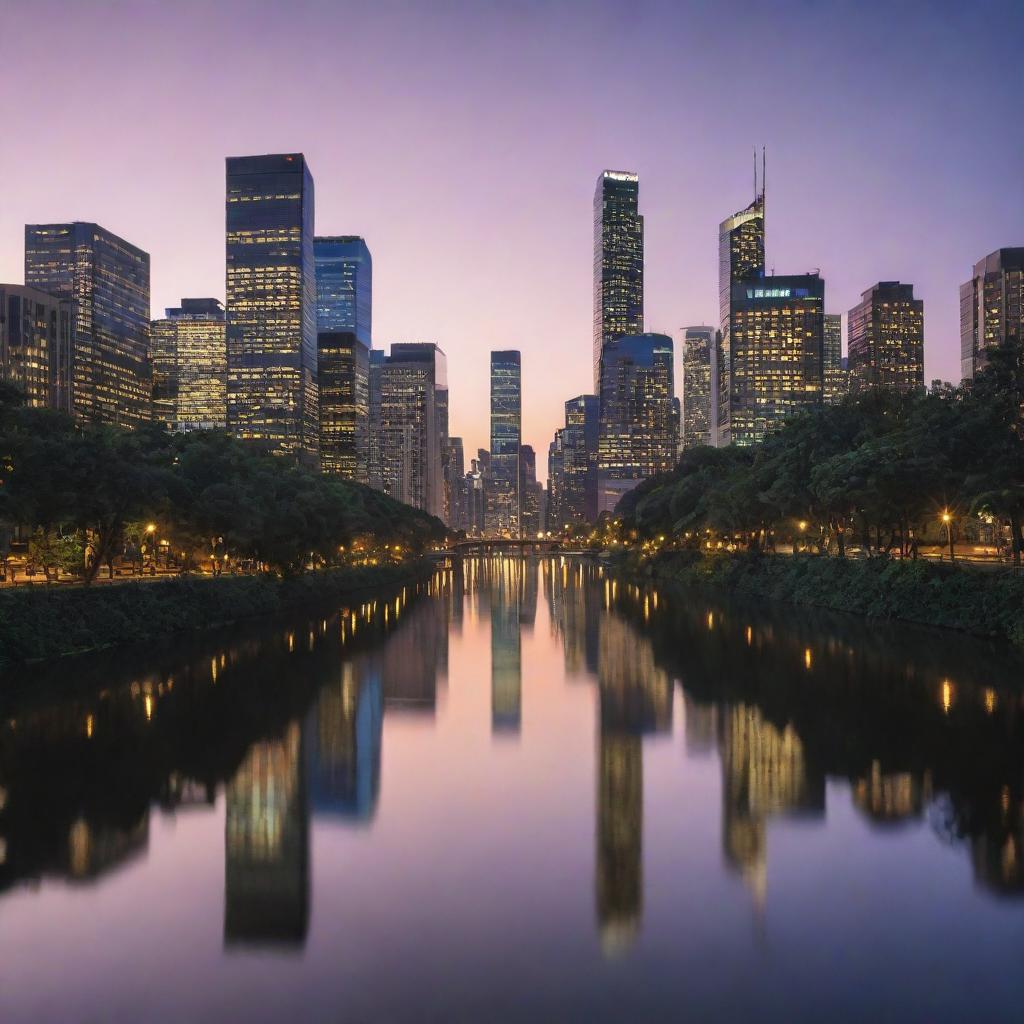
{"left": 621, "top": 550, "right": 1024, "bottom": 646}
{"left": 0, "top": 561, "right": 432, "bottom": 666}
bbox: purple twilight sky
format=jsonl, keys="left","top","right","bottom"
{"left": 2, "top": 0, "right": 1022, "bottom": 474}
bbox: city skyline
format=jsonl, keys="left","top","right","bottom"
{"left": 2, "top": 0, "right": 1022, "bottom": 477}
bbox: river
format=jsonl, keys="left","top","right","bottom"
{"left": 1, "top": 557, "right": 1022, "bottom": 1022}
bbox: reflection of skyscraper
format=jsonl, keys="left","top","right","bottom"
{"left": 381, "top": 596, "right": 447, "bottom": 712}
{"left": 596, "top": 733, "right": 642, "bottom": 956}
{"left": 490, "top": 560, "right": 522, "bottom": 733}
{"left": 224, "top": 722, "right": 309, "bottom": 947}
{"left": 683, "top": 694, "right": 718, "bottom": 756}
{"left": 719, "top": 703, "right": 824, "bottom": 910}
{"left": 598, "top": 614, "right": 673, "bottom": 735}
{"left": 65, "top": 815, "right": 149, "bottom": 882}
{"left": 851, "top": 761, "right": 927, "bottom": 825}
{"left": 308, "top": 661, "right": 382, "bottom": 821}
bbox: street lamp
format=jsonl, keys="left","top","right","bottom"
{"left": 941, "top": 510, "right": 954, "bottom": 562}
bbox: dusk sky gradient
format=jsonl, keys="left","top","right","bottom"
{"left": 2, "top": 0, "right": 1022, "bottom": 472}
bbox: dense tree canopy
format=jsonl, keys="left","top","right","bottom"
{"left": 618, "top": 340, "right": 1024, "bottom": 563}
{"left": 0, "top": 387, "right": 446, "bottom": 580}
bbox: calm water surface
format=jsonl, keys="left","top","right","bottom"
{"left": 1, "top": 557, "right": 1023, "bottom": 1022}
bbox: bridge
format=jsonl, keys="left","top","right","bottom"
{"left": 449, "top": 538, "right": 589, "bottom": 557}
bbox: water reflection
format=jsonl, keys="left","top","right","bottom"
{"left": 1, "top": 557, "right": 1024, "bottom": 1018}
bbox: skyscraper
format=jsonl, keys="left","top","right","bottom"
{"left": 725, "top": 276, "right": 825, "bottom": 445}
{"left": 317, "top": 332, "right": 370, "bottom": 479}
{"left": 0, "top": 284, "right": 72, "bottom": 411}
{"left": 25, "top": 222, "right": 151, "bottom": 428}
{"left": 593, "top": 171, "right": 643, "bottom": 391}
{"left": 848, "top": 282, "right": 924, "bottom": 395}
{"left": 225, "top": 153, "right": 317, "bottom": 462}
{"left": 519, "top": 443, "right": 542, "bottom": 538}
{"left": 959, "top": 248, "right": 1024, "bottom": 382}
{"left": 313, "top": 236, "right": 372, "bottom": 346}
{"left": 717, "top": 180, "right": 766, "bottom": 446}
{"left": 822, "top": 313, "right": 849, "bottom": 405}
{"left": 681, "top": 326, "right": 716, "bottom": 448}
{"left": 446, "top": 436, "right": 467, "bottom": 531}
{"left": 375, "top": 343, "right": 447, "bottom": 516}
{"left": 561, "top": 394, "right": 600, "bottom": 526}
{"left": 488, "top": 350, "right": 521, "bottom": 536}
{"left": 597, "top": 333, "right": 676, "bottom": 515}
{"left": 149, "top": 298, "right": 227, "bottom": 432}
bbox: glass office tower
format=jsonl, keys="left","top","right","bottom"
{"left": 225, "top": 154, "right": 318, "bottom": 462}
{"left": 316, "top": 332, "right": 369, "bottom": 480}
{"left": 375, "top": 343, "right": 447, "bottom": 516}
{"left": 848, "top": 283, "right": 924, "bottom": 395}
{"left": 681, "top": 326, "right": 716, "bottom": 448}
{"left": 959, "top": 248, "right": 1024, "bottom": 382}
{"left": 0, "top": 284, "right": 72, "bottom": 411}
{"left": 596, "top": 333, "right": 676, "bottom": 515}
{"left": 561, "top": 394, "right": 600, "bottom": 525}
{"left": 150, "top": 298, "right": 227, "bottom": 432}
{"left": 25, "top": 222, "right": 151, "bottom": 428}
{"left": 822, "top": 313, "right": 849, "bottom": 405}
{"left": 488, "top": 350, "right": 522, "bottom": 536}
{"left": 717, "top": 188, "right": 765, "bottom": 446}
{"left": 727, "top": 275, "right": 825, "bottom": 446}
{"left": 314, "top": 236, "right": 371, "bottom": 346}
{"left": 593, "top": 171, "right": 644, "bottom": 391}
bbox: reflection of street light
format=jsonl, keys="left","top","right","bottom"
{"left": 942, "top": 510, "right": 954, "bottom": 562}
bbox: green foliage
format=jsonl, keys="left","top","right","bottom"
{"left": 620, "top": 339, "right": 1024, "bottom": 561}
{"left": 0, "top": 561, "right": 426, "bottom": 665}
{"left": 0, "top": 394, "right": 446, "bottom": 579}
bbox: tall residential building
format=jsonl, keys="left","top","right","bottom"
{"left": 225, "top": 153, "right": 317, "bottom": 461}
{"left": 317, "top": 332, "right": 369, "bottom": 479}
{"left": 547, "top": 432, "right": 565, "bottom": 532}
{"left": 25, "top": 222, "right": 151, "bottom": 427}
{"left": 446, "top": 437, "right": 467, "bottom": 531}
{"left": 593, "top": 171, "right": 644, "bottom": 391}
{"left": 313, "top": 236, "right": 372, "bottom": 346}
{"left": 597, "top": 333, "right": 676, "bottom": 515}
{"left": 562, "top": 394, "right": 600, "bottom": 526}
{"left": 681, "top": 326, "right": 716, "bottom": 448}
{"left": 848, "top": 282, "right": 924, "bottom": 395}
{"left": 519, "top": 443, "right": 542, "bottom": 537}
{"left": 488, "top": 350, "right": 521, "bottom": 536}
{"left": 149, "top": 298, "right": 226, "bottom": 432}
{"left": 375, "top": 343, "right": 447, "bottom": 517}
{"left": 960, "top": 248, "right": 1024, "bottom": 381}
{"left": 822, "top": 313, "right": 849, "bottom": 405}
{"left": 0, "top": 284, "right": 72, "bottom": 411}
{"left": 716, "top": 184, "right": 766, "bottom": 446}
{"left": 725, "top": 275, "right": 825, "bottom": 446}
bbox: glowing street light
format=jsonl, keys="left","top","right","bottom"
{"left": 941, "top": 510, "right": 955, "bottom": 562}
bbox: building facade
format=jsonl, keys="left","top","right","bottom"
{"left": 960, "top": 248, "right": 1024, "bottom": 382}
{"left": 519, "top": 443, "right": 542, "bottom": 537}
{"left": 593, "top": 171, "right": 644, "bottom": 391}
{"left": 25, "top": 222, "right": 151, "bottom": 427}
{"left": 0, "top": 284, "right": 72, "bottom": 411}
{"left": 317, "top": 332, "right": 369, "bottom": 479}
{"left": 596, "top": 333, "right": 676, "bottom": 515}
{"left": 150, "top": 298, "right": 226, "bottom": 432}
{"left": 375, "top": 343, "right": 447, "bottom": 517}
{"left": 313, "top": 236, "right": 371, "bottom": 346}
{"left": 225, "top": 153, "right": 318, "bottom": 461}
{"left": 848, "top": 282, "right": 924, "bottom": 395}
{"left": 822, "top": 313, "right": 849, "bottom": 405}
{"left": 561, "top": 393, "right": 600, "bottom": 526}
{"left": 716, "top": 189, "right": 765, "bottom": 446}
{"left": 488, "top": 350, "right": 521, "bottom": 536}
{"left": 725, "top": 275, "right": 825, "bottom": 446}
{"left": 681, "top": 326, "right": 716, "bottom": 448}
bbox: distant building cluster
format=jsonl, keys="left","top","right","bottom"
{"left": 2, "top": 151, "right": 1020, "bottom": 534}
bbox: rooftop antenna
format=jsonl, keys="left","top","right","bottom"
{"left": 761, "top": 146, "right": 766, "bottom": 203}
{"left": 753, "top": 147, "right": 758, "bottom": 203}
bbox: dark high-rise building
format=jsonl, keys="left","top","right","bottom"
{"left": 593, "top": 171, "right": 644, "bottom": 391}
{"left": 597, "top": 334, "right": 676, "bottom": 515}
{"left": 561, "top": 394, "right": 600, "bottom": 526}
{"left": 519, "top": 443, "right": 542, "bottom": 538}
{"left": 313, "top": 236, "right": 372, "bottom": 346}
{"left": 960, "top": 248, "right": 1024, "bottom": 382}
{"left": 716, "top": 184, "right": 766, "bottom": 446}
{"left": 150, "top": 298, "right": 226, "bottom": 432}
{"left": 446, "top": 436, "right": 467, "bottom": 531}
{"left": 822, "top": 313, "right": 849, "bottom": 405}
{"left": 0, "top": 284, "right": 72, "bottom": 411}
{"left": 25, "top": 222, "right": 151, "bottom": 427}
{"left": 225, "top": 154, "right": 318, "bottom": 462}
{"left": 317, "top": 332, "right": 369, "bottom": 479}
{"left": 546, "top": 432, "right": 565, "bottom": 533}
{"left": 681, "top": 326, "right": 716, "bottom": 448}
{"left": 375, "top": 343, "right": 447, "bottom": 516}
{"left": 848, "top": 282, "right": 924, "bottom": 395}
{"left": 488, "top": 350, "right": 521, "bottom": 536}
{"left": 726, "top": 275, "right": 825, "bottom": 446}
